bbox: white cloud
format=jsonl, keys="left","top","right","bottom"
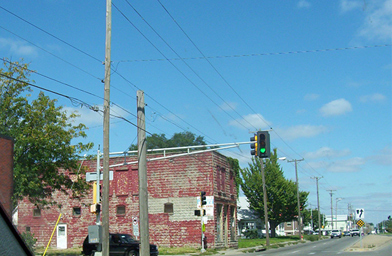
{"left": 359, "top": 93, "right": 386, "bottom": 103}
{"left": 340, "top": 0, "right": 363, "bottom": 13}
{"left": 319, "top": 98, "right": 352, "bottom": 117}
{"left": 64, "top": 104, "right": 130, "bottom": 127}
{"left": 0, "top": 38, "right": 38, "bottom": 56}
{"left": 359, "top": 0, "right": 392, "bottom": 41}
{"left": 276, "top": 125, "right": 328, "bottom": 141}
{"left": 220, "top": 101, "right": 238, "bottom": 111}
{"left": 228, "top": 113, "right": 271, "bottom": 130}
{"left": 309, "top": 157, "right": 366, "bottom": 173}
{"left": 371, "top": 146, "right": 392, "bottom": 166}
{"left": 327, "top": 157, "right": 366, "bottom": 172}
{"left": 297, "top": 0, "right": 311, "bottom": 8}
{"left": 304, "top": 147, "right": 351, "bottom": 160}
{"left": 304, "top": 93, "right": 320, "bottom": 101}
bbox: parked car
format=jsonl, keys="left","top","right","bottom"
{"left": 351, "top": 229, "right": 360, "bottom": 237}
{"left": 82, "top": 233, "right": 159, "bottom": 256}
{"left": 330, "top": 230, "right": 342, "bottom": 238}
{"left": 343, "top": 231, "right": 351, "bottom": 236}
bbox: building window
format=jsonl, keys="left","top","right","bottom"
{"left": 33, "top": 208, "right": 41, "bottom": 217}
{"left": 73, "top": 207, "right": 81, "bottom": 216}
{"left": 164, "top": 203, "right": 173, "bottom": 214}
{"left": 117, "top": 205, "right": 126, "bottom": 215}
{"left": 26, "top": 227, "right": 30, "bottom": 232}
{"left": 286, "top": 222, "right": 292, "bottom": 227}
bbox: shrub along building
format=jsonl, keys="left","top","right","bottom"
{"left": 17, "top": 151, "right": 238, "bottom": 250}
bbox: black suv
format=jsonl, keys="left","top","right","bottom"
{"left": 82, "top": 233, "right": 159, "bottom": 256}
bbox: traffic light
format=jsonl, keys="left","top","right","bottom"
{"left": 257, "top": 131, "right": 270, "bottom": 158}
{"left": 250, "top": 134, "right": 258, "bottom": 157}
{"left": 200, "top": 191, "right": 206, "bottom": 206}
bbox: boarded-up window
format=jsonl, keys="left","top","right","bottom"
{"left": 33, "top": 208, "right": 41, "bottom": 217}
{"left": 117, "top": 205, "right": 126, "bottom": 215}
{"left": 116, "top": 168, "right": 130, "bottom": 196}
{"left": 73, "top": 207, "right": 81, "bottom": 216}
{"left": 164, "top": 203, "right": 173, "bottom": 214}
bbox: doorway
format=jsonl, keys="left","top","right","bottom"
{"left": 57, "top": 224, "right": 67, "bottom": 249}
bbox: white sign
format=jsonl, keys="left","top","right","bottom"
{"left": 86, "top": 171, "right": 113, "bottom": 182}
{"left": 196, "top": 196, "right": 214, "bottom": 217}
{"left": 132, "top": 217, "right": 139, "bottom": 237}
{"left": 355, "top": 208, "right": 365, "bottom": 219}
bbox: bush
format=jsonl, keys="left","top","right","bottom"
{"left": 242, "top": 229, "right": 259, "bottom": 239}
{"left": 21, "top": 230, "right": 37, "bottom": 253}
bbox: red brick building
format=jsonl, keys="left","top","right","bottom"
{"left": 17, "top": 151, "right": 238, "bottom": 249}
{"left": 0, "top": 134, "right": 14, "bottom": 217}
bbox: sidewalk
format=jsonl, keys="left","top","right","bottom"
{"left": 345, "top": 235, "right": 392, "bottom": 252}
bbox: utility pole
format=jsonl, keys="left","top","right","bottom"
{"left": 311, "top": 176, "right": 322, "bottom": 239}
{"left": 327, "top": 190, "right": 336, "bottom": 232}
{"left": 335, "top": 198, "right": 343, "bottom": 229}
{"left": 288, "top": 159, "right": 304, "bottom": 240}
{"left": 102, "top": 0, "right": 111, "bottom": 255}
{"left": 137, "top": 91, "right": 150, "bottom": 256}
{"left": 258, "top": 158, "right": 270, "bottom": 246}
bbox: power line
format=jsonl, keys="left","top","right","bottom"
{"left": 116, "top": 44, "right": 392, "bottom": 63}
{"left": 0, "top": 5, "right": 102, "bottom": 63}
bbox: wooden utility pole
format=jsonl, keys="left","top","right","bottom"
{"left": 288, "top": 159, "right": 304, "bottom": 240}
{"left": 137, "top": 91, "right": 150, "bottom": 256}
{"left": 102, "top": 0, "right": 111, "bottom": 255}
{"left": 327, "top": 190, "right": 336, "bottom": 232}
{"left": 258, "top": 158, "right": 270, "bottom": 246}
{"left": 311, "top": 176, "right": 322, "bottom": 239}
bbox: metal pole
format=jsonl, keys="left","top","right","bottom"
{"left": 288, "top": 159, "right": 304, "bottom": 240}
{"left": 137, "top": 91, "right": 150, "bottom": 256}
{"left": 258, "top": 158, "right": 270, "bottom": 246}
{"left": 102, "top": 0, "right": 111, "bottom": 255}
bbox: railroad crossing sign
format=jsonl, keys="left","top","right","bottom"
{"left": 356, "top": 219, "right": 365, "bottom": 227}
{"left": 355, "top": 208, "right": 365, "bottom": 219}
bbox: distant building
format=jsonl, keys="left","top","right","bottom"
{"left": 325, "top": 215, "right": 350, "bottom": 231}
{"left": 17, "top": 151, "right": 238, "bottom": 250}
{"left": 237, "top": 197, "right": 263, "bottom": 238}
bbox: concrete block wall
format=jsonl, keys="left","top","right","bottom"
{"left": 17, "top": 151, "right": 238, "bottom": 249}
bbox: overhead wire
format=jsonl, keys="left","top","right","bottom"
{"left": 113, "top": 1, "right": 254, "bottom": 132}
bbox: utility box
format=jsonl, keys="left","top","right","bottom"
{"left": 88, "top": 225, "right": 102, "bottom": 244}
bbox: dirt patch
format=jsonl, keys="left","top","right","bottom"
{"left": 346, "top": 235, "right": 392, "bottom": 251}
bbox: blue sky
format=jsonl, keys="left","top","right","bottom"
{"left": 1, "top": 0, "right": 391, "bottom": 225}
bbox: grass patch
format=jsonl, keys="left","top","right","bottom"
{"left": 159, "top": 246, "right": 199, "bottom": 255}
{"left": 35, "top": 246, "right": 82, "bottom": 255}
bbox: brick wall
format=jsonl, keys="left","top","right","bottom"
{"left": 0, "top": 134, "right": 14, "bottom": 217}
{"left": 17, "top": 151, "right": 238, "bottom": 249}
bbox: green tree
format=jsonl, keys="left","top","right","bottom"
{"left": 0, "top": 60, "right": 93, "bottom": 206}
{"left": 302, "top": 208, "right": 325, "bottom": 231}
{"left": 129, "top": 131, "right": 207, "bottom": 150}
{"left": 240, "top": 149, "right": 309, "bottom": 237}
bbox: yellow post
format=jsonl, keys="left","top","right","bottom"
{"left": 93, "top": 181, "right": 97, "bottom": 204}
{"left": 43, "top": 213, "right": 62, "bottom": 256}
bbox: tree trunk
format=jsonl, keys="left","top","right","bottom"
{"left": 270, "top": 222, "right": 277, "bottom": 237}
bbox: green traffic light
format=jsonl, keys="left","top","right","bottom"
{"left": 260, "top": 148, "right": 266, "bottom": 153}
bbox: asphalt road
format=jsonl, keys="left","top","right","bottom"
{"left": 244, "top": 237, "right": 392, "bottom": 256}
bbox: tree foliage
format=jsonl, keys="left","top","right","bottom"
{"left": 0, "top": 60, "right": 93, "bottom": 206}
{"left": 239, "top": 149, "right": 309, "bottom": 237}
{"left": 129, "top": 131, "right": 207, "bottom": 151}
{"left": 302, "top": 208, "right": 326, "bottom": 231}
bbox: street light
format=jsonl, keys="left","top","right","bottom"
{"left": 335, "top": 198, "right": 343, "bottom": 229}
